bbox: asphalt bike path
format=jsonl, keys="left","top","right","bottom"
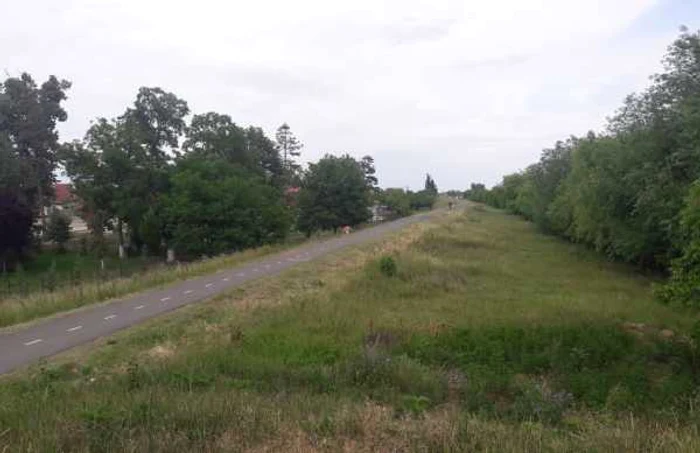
{"left": 0, "top": 213, "right": 431, "bottom": 375}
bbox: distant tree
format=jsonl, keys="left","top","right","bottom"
{"left": 275, "top": 123, "right": 303, "bottom": 182}
{"left": 424, "top": 174, "right": 438, "bottom": 194}
{"left": 380, "top": 188, "right": 412, "bottom": 217}
{"left": 247, "top": 126, "right": 284, "bottom": 187}
{"left": 0, "top": 192, "right": 33, "bottom": 269}
{"left": 410, "top": 190, "right": 437, "bottom": 210}
{"left": 164, "top": 156, "right": 291, "bottom": 259}
{"left": 46, "top": 210, "right": 72, "bottom": 252}
{"left": 0, "top": 73, "right": 71, "bottom": 227}
{"left": 183, "top": 112, "right": 252, "bottom": 168}
{"left": 360, "top": 155, "right": 379, "bottom": 196}
{"left": 464, "top": 184, "right": 487, "bottom": 202}
{"left": 297, "top": 154, "right": 371, "bottom": 236}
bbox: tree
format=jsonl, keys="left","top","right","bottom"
{"left": 360, "top": 155, "right": 379, "bottom": 193}
{"left": 424, "top": 174, "right": 438, "bottom": 194}
{"left": 247, "top": 126, "right": 284, "bottom": 187}
{"left": 275, "top": 123, "right": 303, "bottom": 182}
{"left": 45, "top": 210, "right": 72, "bottom": 252}
{"left": 0, "top": 138, "right": 21, "bottom": 195}
{"left": 0, "top": 73, "right": 71, "bottom": 227}
{"left": 477, "top": 28, "right": 700, "bottom": 273}
{"left": 410, "top": 190, "right": 437, "bottom": 210}
{"left": 464, "top": 184, "right": 487, "bottom": 202}
{"left": 164, "top": 156, "right": 291, "bottom": 259}
{"left": 379, "top": 188, "right": 412, "bottom": 218}
{"left": 0, "top": 192, "right": 33, "bottom": 269}
{"left": 183, "top": 112, "right": 252, "bottom": 169}
{"left": 297, "top": 154, "right": 371, "bottom": 236}
{"left": 659, "top": 180, "right": 700, "bottom": 308}
{"left": 121, "top": 87, "right": 189, "bottom": 162}
{"left": 62, "top": 87, "right": 189, "bottom": 256}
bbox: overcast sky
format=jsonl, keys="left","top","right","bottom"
{"left": 2, "top": 0, "right": 698, "bottom": 189}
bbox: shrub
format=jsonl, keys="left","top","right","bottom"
{"left": 45, "top": 210, "right": 72, "bottom": 252}
{"left": 379, "top": 256, "right": 397, "bottom": 277}
{"left": 658, "top": 181, "right": 700, "bottom": 308}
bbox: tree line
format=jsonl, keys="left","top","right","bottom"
{"left": 0, "top": 77, "right": 438, "bottom": 268}
{"left": 465, "top": 28, "right": 700, "bottom": 308}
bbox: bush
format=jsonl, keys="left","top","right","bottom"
{"left": 45, "top": 210, "right": 72, "bottom": 252}
{"left": 658, "top": 181, "right": 700, "bottom": 308}
{"left": 165, "top": 157, "right": 291, "bottom": 259}
{"left": 379, "top": 256, "right": 397, "bottom": 277}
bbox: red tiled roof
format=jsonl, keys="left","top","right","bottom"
{"left": 54, "top": 183, "right": 73, "bottom": 205}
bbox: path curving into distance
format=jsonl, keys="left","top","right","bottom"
{"left": 0, "top": 213, "right": 432, "bottom": 375}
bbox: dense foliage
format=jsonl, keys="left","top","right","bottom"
{"left": 0, "top": 73, "right": 71, "bottom": 266}
{"left": 468, "top": 29, "right": 700, "bottom": 307}
{"left": 2, "top": 72, "right": 436, "bottom": 265}
{"left": 297, "top": 154, "right": 372, "bottom": 236}
{"left": 164, "top": 157, "right": 291, "bottom": 258}
{"left": 376, "top": 187, "right": 438, "bottom": 219}
{"left": 45, "top": 210, "right": 72, "bottom": 251}
{"left": 58, "top": 87, "right": 308, "bottom": 259}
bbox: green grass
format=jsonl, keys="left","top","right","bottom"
{"left": 1, "top": 205, "right": 700, "bottom": 451}
{"left": 0, "top": 229, "right": 345, "bottom": 328}
{"left": 1, "top": 249, "right": 157, "bottom": 295}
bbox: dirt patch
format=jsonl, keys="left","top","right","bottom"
{"left": 620, "top": 322, "right": 676, "bottom": 341}
{"left": 146, "top": 343, "right": 176, "bottom": 360}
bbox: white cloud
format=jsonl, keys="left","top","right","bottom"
{"left": 1, "top": 0, "right": 677, "bottom": 188}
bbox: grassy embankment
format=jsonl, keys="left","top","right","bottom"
{"left": 1, "top": 204, "right": 699, "bottom": 451}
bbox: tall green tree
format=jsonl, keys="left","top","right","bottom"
{"left": 247, "top": 126, "right": 284, "bottom": 187}
{"left": 164, "top": 156, "right": 290, "bottom": 258}
{"left": 183, "top": 113, "right": 252, "bottom": 168}
{"left": 0, "top": 73, "right": 71, "bottom": 224}
{"left": 61, "top": 87, "right": 189, "bottom": 255}
{"left": 360, "top": 155, "right": 379, "bottom": 193}
{"left": 275, "top": 123, "right": 303, "bottom": 183}
{"left": 478, "top": 28, "right": 700, "bottom": 277}
{"left": 424, "top": 173, "right": 438, "bottom": 194}
{"left": 45, "top": 210, "right": 72, "bottom": 252}
{"left": 297, "top": 154, "right": 371, "bottom": 236}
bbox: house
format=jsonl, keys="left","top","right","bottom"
{"left": 45, "top": 183, "right": 88, "bottom": 233}
{"left": 284, "top": 186, "right": 301, "bottom": 206}
{"left": 370, "top": 204, "right": 392, "bottom": 223}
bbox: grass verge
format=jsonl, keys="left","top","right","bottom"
{"left": 1, "top": 205, "right": 699, "bottom": 451}
{"left": 0, "top": 238, "right": 308, "bottom": 328}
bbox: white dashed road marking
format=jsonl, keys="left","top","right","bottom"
{"left": 160, "top": 297, "right": 170, "bottom": 302}
{"left": 24, "top": 339, "right": 42, "bottom": 346}
{"left": 134, "top": 305, "right": 145, "bottom": 310}
{"left": 205, "top": 283, "right": 213, "bottom": 288}
{"left": 184, "top": 290, "right": 194, "bottom": 295}
{"left": 236, "top": 273, "right": 245, "bottom": 277}
{"left": 104, "top": 315, "right": 116, "bottom": 320}
{"left": 222, "top": 277, "right": 230, "bottom": 282}
{"left": 66, "top": 326, "right": 83, "bottom": 332}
